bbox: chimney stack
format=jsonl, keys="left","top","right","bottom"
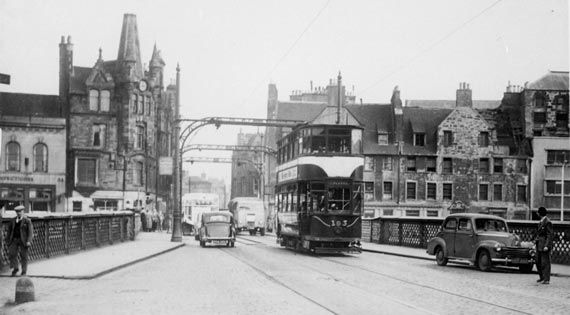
{"left": 456, "top": 82, "right": 473, "bottom": 107}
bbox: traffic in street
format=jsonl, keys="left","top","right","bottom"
{"left": 2, "top": 233, "right": 569, "bottom": 315}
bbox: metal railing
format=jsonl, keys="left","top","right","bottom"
{"left": 1, "top": 212, "right": 139, "bottom": 269}
{"left": 364, "top": 217, "right": 570, "bottom": 265}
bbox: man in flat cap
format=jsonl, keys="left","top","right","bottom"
{"left": 6, "top": 205, "right": 34, "bottom": 276}
{"left": 534, "top": 206, "right": 553, "bottom": 284}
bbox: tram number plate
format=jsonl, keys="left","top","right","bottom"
{"left": 212, "top": 240, "right": 226, "bottom": 245}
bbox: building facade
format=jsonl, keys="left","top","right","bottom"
{"left": 519, "top": 71, "right": 569, "bottom": 220}
{"left": 0, "top": 93, "right": 67, "bottom": 212}
{"left": 231, "top": 132, "right": 264, "bottom": 200}
{"left": 60, "top": 14, "right": 175, "bottom": 212}
{"left": 265, "top": 74, "right": 533, "bottom": 220}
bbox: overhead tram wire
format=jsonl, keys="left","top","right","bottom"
{"left": 359, "top": 0, "right": 504, "bottom": 96}
{"left": 239, "top": 0, "right": 332, "bottom": 108}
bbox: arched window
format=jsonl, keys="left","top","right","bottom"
{"left": 89, "top": 90, "right": 99, "bottom": 111}
{"left": 33, "top": 143, "right": 48, "bottom": 172}
{"left": 6, "top": 142, "right": 20, "bottom": 171}
{"left": 100, "top": 90, "right": 110, "bottom": 111}
{"left": 133, "top": 161, "right": 143, "bottom": 185}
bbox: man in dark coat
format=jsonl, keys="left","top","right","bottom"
{"left": 534, "top": 207, "right": 554, "bottom": 284}
{"left": 6, "top": 205, "right": 34, "bottom": 276}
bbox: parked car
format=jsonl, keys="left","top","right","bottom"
{"left": 426, "top": 213, "right": 535, "bottom": 272}
{"left": 198, "top": 212, "right": 236, "bottom": 248}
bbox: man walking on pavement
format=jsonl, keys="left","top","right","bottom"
{"left": 535, "top": 206, "right": 553, "bottom": 285}
{"left": 6, "top": 205, "right": 34, "bottom": 277}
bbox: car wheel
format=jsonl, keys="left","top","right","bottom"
{"left": 519, "top": 263, "right": 534, "bottom": 273}
{"left": 477, "top": 250, "right": 492, "bottom": 272}
{"left": 435, "top": 247, "right": 448, "bottom": 266}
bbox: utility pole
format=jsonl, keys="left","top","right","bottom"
{"left": 171, "top": 64, "right": 182, "bottom": 242}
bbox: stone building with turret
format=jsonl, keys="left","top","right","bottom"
{"left": 60, "top": 14, "right": 176, "bottom": 212}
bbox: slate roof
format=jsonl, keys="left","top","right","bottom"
{"left": 0, "top": 92, "right": 62, "bottom": 117}
{"left": 401, "top": 107, "right": 452, "bottom": 155}
{"left": 526, "top": 71, "right": 569, "bottom": 91}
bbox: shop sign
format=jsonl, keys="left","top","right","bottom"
{"left": 0, "top": 175, "right": 33, "bottom": 182}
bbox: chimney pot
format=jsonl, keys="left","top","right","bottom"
{"left": 67, "top": 36, "right": 72, "bottom": 44}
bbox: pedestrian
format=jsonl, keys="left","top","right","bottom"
{"left": 140, "top": 210, "right": 147, "bottom": 232}
{"left": 534, "top": 206, "right": 553, "bottom": 284}
{"left": 6, "top": 205, "right": 34, "bottom": 277}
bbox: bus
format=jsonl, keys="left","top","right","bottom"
{"left": 275, "top": 124, "right": 363, "bottom": 254}
{"left": 182, "top": 193, "right": 220, "bottom": 236}
{"left": 228, "top": 197, "right": 266, "bottom": 236}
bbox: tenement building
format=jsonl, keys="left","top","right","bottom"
{"left": 265, "top": 74, "right": 534, "bottom": 220}
{"left": 512, "top": 71, "right": 569, "bottom": 220}
{"left": 0, "top": 93, "right": 66, "bottom": 212}
{"left": 60, "top": 13, "right": 176, "bottom": 212}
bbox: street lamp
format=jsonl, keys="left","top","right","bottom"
{"left": 171, "top": 64, "right": 182, "bottom": 242}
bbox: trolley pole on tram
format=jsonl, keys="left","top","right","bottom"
{"left": 171, "top": 64, "right": 183, "bottom": 242}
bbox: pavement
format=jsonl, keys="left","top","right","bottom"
{"left": 1, "top": 231, "right": 569, "bottom": 280}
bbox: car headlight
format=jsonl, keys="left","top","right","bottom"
{"left": 494, "top": 243, "right": 502, "bottom": 252}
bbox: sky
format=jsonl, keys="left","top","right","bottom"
{"left": 0, "top": 0, "right": 568, "bottom": 184}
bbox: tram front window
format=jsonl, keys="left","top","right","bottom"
{"left": 328, "top": 187, "right": 350, "bottom": 211}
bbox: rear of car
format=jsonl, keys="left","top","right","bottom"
{"left": 199, "top": 212, "right": 236, "bottom": 247}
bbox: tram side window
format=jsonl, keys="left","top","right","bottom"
{"left": 308, "top": 182, "right": 326, "bottom": 212}
{"left": 311, "top": 127, "right": 326, "bottom": 153}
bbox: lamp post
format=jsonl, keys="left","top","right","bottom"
{"left": 171, "top": 64, "right": 182, "bottom": 242}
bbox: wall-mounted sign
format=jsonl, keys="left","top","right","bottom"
{"left": 159, "top": 157, "right": 173, "bottom": 175}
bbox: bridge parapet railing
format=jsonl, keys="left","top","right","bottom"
{"left": 0, "top": 211, "right": 139, "bottom": 269}
{"left": 364, "top": 217, "right": 570, "bottom": 265}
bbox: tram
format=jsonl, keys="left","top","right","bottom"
{"left": 275, "top": 124, "right": 363, "bottom": 254}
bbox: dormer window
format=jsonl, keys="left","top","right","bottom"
{"left": 377, "top": 133, "right": 388, "bottom": 145}
{"left": 414, "top": 133, "right": 425, "bottom": 146}
{"left": 89, "top": 89, "right": 111, "bottom": 112}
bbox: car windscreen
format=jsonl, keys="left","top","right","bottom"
{"left": 475, "top": 219, "right": 508, "bottom": 232}
{"left": 204, "top": 215, "right": 231, "bottom": 223}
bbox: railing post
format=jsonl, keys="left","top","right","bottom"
{"left": 64, "top": 218, "right": 69, "bottom": 254}
{"left": 80, "top": 218, "right": 85, "bottom": 250}
{"left": 120, "top": 215, "right": 125, "bottom": 242}
{"left": 420, "top": 221, "right": 427, "bottom": 248}
{"left": 44, "top": 220, "right": 50, "bottom": 258}
{"left": 398, "top": 221, "right": 403, "bottom": 246}
{"left": 95, "top": 217, "right": 100, "bottom": 247}
{"left": 109, "top": 217, "right": 113, "bottom": 245}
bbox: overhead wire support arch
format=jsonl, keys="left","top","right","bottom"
{"left": 181, "top": 144, "right": 277, "bottom": 156}
{"left": 177, "top": 116, "right": 306, "bottom": 153}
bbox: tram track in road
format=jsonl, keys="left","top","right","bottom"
{"left": 317, "top": 256, "right": 535, "bottom": 315}
{"left": 221, "top": 246, "right": 341, "bottom": 315}
{"left": 222, "top": 240, "right": 536, "bottom": 314}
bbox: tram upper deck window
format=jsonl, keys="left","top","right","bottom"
{"left": 328, "top": 128, "right": 350, "bottom": 153}
{"left": 311, "top": 127, "right": 326, "bottom": 153}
